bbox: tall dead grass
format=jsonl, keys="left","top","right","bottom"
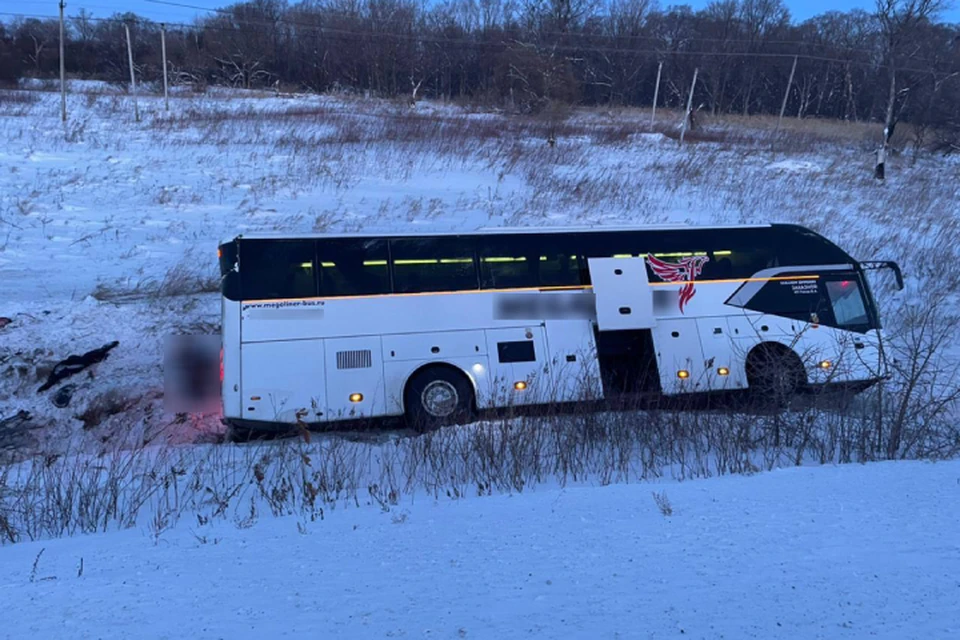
{"left": 1, "top": 306, "right": 956, "bottom": 545}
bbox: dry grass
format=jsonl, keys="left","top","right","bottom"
{"left": 1, "top": 312, "right": 957, "bottom": 545}
{"left": 92, "top": 261, "right": 219, "bottom": 303}
{"left": 0, "top": 91, "right": 40, "bottom": 106}
{"left": 0, "top": 85, "right": 957, "bottom": 545}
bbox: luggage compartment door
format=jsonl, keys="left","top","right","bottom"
{"left": 652, "top": 319, "right": 706, "bottom": 395}
{"left": 588, "top": 258, "right": 655, "bottom": 331}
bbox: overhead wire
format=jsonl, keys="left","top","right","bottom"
{"left": 0, "top": 4, "right": 956, "bottom": 78}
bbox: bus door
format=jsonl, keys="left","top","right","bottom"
{"left": 485, "top": 326, "right": 549, "bottom": 407}
{"left": 587, "top": 258, "right": 660, "bottom": 396}
{"left": 652, "top": 319, "right": 707, "bottom": 395}
{"left": 586, "top": 258, "right": 655, "bottom": 331}
{"left": 324, "top": 336, "right": 387, "bottom": 420}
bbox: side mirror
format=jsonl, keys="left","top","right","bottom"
{"left": 859, "top": 261, "right": 904, "bottom": 291}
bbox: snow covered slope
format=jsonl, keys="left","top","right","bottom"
{"left": 1, "top": 86, "right": 957, "bottom": 450}
{"left": 2, "top": 459, "right": 957, "bottom": 639}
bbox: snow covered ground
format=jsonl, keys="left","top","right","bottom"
{"left": 2, "top": 458, "right": 958, "bottom": 639}
{"left": 1, "top": 82, "right": 958, "bottom": 639}
{"left": 1, "top": 84, "right": 957, "bottom": 452}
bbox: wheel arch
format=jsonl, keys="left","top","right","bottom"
{"left": 745, "top": 341, "right": 808, "bottom": 387}
{"left": 400, "top": 361, "right": 478, "bottom": 413}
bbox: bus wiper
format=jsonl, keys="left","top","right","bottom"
{"left": 859, "top": 261, "right": 904, "bottom": 291}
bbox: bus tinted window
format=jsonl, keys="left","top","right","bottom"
{"left": 575, "top": 231, "right": 648, "bottom": 261}
{"left": 775, "top": 225, "right": 852, "bottom": 266}
{"left": 317, "top": 239, "right": 390, "bottom": 297}
{"left": 824, "top": 277, "right": 870, "bottom": 331}
{"left": 539, "top": 240, "right": 582, "bottom": 287}
{"left": 242, "top": 240, "right": 317, "bottom": 300}
{"left": 738, "top": 274, "right": 829, "bottom": 323}
{"left": 391, "top": 238, "right": 479, "bottom": 293}
{"left": 478, "top": 236, "right": 581, "bottom": 289}
{"left": 219, "top": 240, "right": 240, "bottom": 301}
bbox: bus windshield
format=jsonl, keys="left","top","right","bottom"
{"left": 825, "top": 279, "right": 870, "bottom": 330}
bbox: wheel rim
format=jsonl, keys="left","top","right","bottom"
{"left": 420, "top": 380, "right": 459, "bottom": 418}
{"left": 752, "top": 352, "right": 799, "bottom": 400}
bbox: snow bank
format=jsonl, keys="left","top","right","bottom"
{"left": 1, "top": 459, "right": 957, "bottom": 639}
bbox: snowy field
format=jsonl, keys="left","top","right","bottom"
{"left": 0, "top": 82, "right": 959, "bottom": 638}
{"left": 2, "top": 458, "right": 958, "bottom": 639}
{"left": 1, "top": 83, "right": 957, "bottom": 452}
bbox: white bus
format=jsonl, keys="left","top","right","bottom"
{"left": 217, "top": 224, "right": 902, "bottom": 434}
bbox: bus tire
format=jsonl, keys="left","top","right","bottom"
{"left": 745, "top": 343, "right": 805, "bottom": 408}
{"left": 404, "top": 366, "right": 475, "bottom": 432}
{"left": 225, "top": 423, "right": 257, "bottom": 443}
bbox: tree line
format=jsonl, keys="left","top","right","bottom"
{"left": 1, "top": 0, "right": 958, "bottom": 148}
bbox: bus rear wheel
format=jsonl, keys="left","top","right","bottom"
{"left": 404, "top": 367, "right": 475, "bottom": 432}
{"left": 746, "top": 344, "right": 805, "bottom": 409}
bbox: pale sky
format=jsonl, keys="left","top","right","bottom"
{"left": 4, "top": 0, "right": 960, "bottom": 26}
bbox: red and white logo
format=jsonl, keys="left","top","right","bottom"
{"left": 646, "top": 254, "right": 710, "bottom": 314}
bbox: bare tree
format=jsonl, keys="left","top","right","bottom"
{"left": 873, "top": 0, "right": 945, "bottom": 179}
{"left": 0, "top": 0, "right": 957, "bottom": 144}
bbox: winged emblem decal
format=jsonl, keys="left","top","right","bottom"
{"left": 646, "top": 254, "right": 710, "bottom": 314}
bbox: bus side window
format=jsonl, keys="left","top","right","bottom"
{"left": 735, "top": 274, "right": 834, "bottom": 325}
{"left": 703, "top": 254, "right": 733, "bottom": 280}
{"left": 318, "top": 239, "right": 390, "bottom": 297}
{"left": 478, "top": 236, "right": 539, "bottom": 289}
{"left": 391, "top": 238, "right": 479, "bottom": 294}
{"left": 479, "top": 254, "right": 536, "bottom": 289}
{"left": 479, "top": 236, "right": 581, "bottom": 289}
{"left": 539, "top": 250, "right": 581, "bottom": 287}
{"left": 241, "top": 240, "right": 317, "bottom": 301}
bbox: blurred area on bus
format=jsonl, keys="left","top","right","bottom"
{"left": 164, "top": 334, "right": 221, "bottom": 414}
{"left": 493, "top": 292, "right": 596, "bottom": 320}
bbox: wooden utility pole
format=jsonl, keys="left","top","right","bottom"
{"left": 650, "top": 61, "right": 663, "bottom": 127}
{"left": 59, "top": 0, "right": 66, "bottom": 122}
{"left": 124, "top": 23, "right": 140, "bottom": 122}
{"left": 679, "top": 68, "right": 698, "bottom": 145}
{"left": 160, "top": 23, "right": 169, "bottom": 111}
{"left": 776, "top": 56, "right": 798, "bottom": 134}
{"left": 876, "top": 66, "right": 897, "bottom": 180}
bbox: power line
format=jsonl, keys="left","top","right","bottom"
{"left": 141, "top": 0, "right": 947, "bottom": 63}
{"left": 1, "top": 8, "right": 956, "bottom": 79}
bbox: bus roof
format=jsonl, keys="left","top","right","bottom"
{"left": 223, "top": 223, "right": 774, "bottom": 245}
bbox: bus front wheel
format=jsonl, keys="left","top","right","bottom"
{"left": 745, "top": 344, "right": 805, "bottom": 408}
{"left": 404, "top": 366, "right": 475, "bottom": 432}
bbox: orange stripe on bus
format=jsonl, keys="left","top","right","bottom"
{"left": 240, "top": 275, "right": 819, "bottom": 305}
{"left": 648, "top": 275, "right": 820, "bottom": 287}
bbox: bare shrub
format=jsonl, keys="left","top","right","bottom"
{"left": 92, "top": 261, "right": 219, "bottom": 302}
{"left": 0, "top": 294, "right": 957, "bottom": 545}
{"left": 0, "top": 91, "right": 40, "bottom": 106}
{"left": 652, "top": 491, "right": 673, "bottom": 516}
